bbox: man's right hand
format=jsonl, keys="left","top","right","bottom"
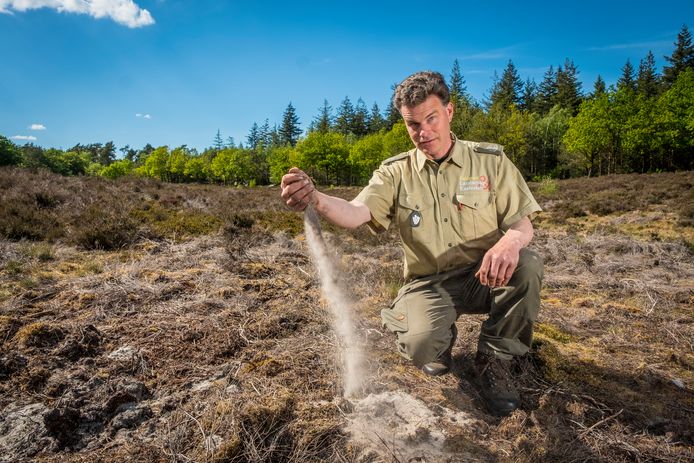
{"left": 280, "top": 167, "right": 317, "bottom": 211}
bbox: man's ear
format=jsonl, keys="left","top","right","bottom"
{"left": 446, "top": 102, "right": 454, "bottom": 121}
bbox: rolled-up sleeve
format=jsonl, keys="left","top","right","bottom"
{"left": 354, "top": 166, "right": 397, "bottom": 234}
{"left": 495, "top": 152, "right": 542, "bottom": 231}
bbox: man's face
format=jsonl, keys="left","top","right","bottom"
{"left": 400, "top": 94, "right": 454, "bottom": 160}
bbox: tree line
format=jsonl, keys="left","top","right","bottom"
{"left": 1, "top": 25, "right": 692, "bottom": 184}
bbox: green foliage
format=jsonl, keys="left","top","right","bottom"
{"left": 100, "top": 159, "right": 134, "bottom": 179}
{"left": 0, "top": 135, "right": 22, "bottom": 166}
{"left": 294, "top": 131, "right": 350, "bottom": 185}
{"left": 267, "top": 146, "right": 297, "bottom": 185}
{"left": 349, "top": 132, "right": 388, "bottom": 184}
{"left": 210, "top": 148, "right": 253, "bottom": 185}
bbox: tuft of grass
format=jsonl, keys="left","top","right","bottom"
{"left": 13, "top": 322, "right": 64, "bottom": 348}
{"left": 24, "top": 242, "right": 55, "bottom": 262}
{"left": 4, "top": 260, "right": 24, "bottom": 276}
{"left": 535, "top": 322, "right": 573, "bottom": 344}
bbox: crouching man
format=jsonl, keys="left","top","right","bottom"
{"left": 280, "top": 71, "right": 543, "bottom": 417}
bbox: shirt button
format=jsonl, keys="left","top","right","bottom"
{"left": 443, "top": 218, "right": 448, "bottom": 222}
{"left": 440, "top": 193, "right": 446, "bottom": 198}
{"left": 448, "top": 243, "right": 453, "bottom": 247}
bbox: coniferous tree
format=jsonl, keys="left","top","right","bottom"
{"left": 99, "top": 141, "right": 116, "bottom": 166}
{"left": 367, "top": 102, "right": 386, "bottom": 133}
{"left": 259, "top": 119, "right": 272, "bottom": 147}
{"left": 489, "top": 60, "right": 522, "bottom": 109}
{"left": 591, "top": 75, "right": 607, "bottom": 98}
{"left": 663, "top": 24, "right": 694, "bottom": 86}
{"left": 213, "top": 129, "right": 224, "bottom": 151}
{"left": 335, "top": 96, "right": 355, "bottom": 135}
{"left": 618, "top": 59, "right": 637, "bottom": 92}
{"left": 520, "top": 78, "right": 538, "bottom": 112}
{"left": 310, "top": 99, "right": 333, "bottom": 133}
{"left": 351, "top": 98, "right": 369, "bottom": 137}
{"left": 226, "top": 136, "right": 236, "bottom": 149}
{"left": 449, "top": 59, "right": 470, "bottom": 104}
{"left": 279, "top": 102, "right": 302, "bottom": 147}
{"left": 536, "top": 65, "right": 558, "bottom": 114}
{"left": 637, "top": 51, "right": 661, "bottom": 97}
{"left": 554, "top": 58, "right": 583, "bottom": 114}
{"left": 246, "top": 123, "right": 260, "bottom": 149}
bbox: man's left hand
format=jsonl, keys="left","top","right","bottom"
{"left": 475, "top": 240, "right": 520, "bottom": 288}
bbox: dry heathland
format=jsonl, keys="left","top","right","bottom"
{"left": 0, "top": 167, "right": 693, "bottom": 462}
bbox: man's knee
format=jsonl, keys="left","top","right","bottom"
{"left": 514, "top": 248, "right": 543, "bottom": 284}
{"left": 398, "top": 330, "right": 447, "bottom": 368}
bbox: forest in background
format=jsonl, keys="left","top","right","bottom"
{"left": 1, "top": 25, "right": 692, "bottom": 186}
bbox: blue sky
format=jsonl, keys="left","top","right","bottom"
{"left": 1, "top": 0, "right": 692, "bottom": 152}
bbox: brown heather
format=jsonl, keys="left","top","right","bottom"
{"left": 0, "top": 166, "right": 692, "bottom": 462}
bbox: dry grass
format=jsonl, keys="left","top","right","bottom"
{"left": 0, "top": 167, "right": 692, "bottom": 462}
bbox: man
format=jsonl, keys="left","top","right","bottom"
{"left": 280, "top": 71, "right": 543, "bottom": 417}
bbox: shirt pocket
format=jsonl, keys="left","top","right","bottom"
{"left": 455, "top": 191, "right": 498, "bottom": 241}
{"left": 395, "top": 194, "right": 434, "bottom": 242}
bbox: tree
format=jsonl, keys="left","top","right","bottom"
{"left": 367, "top": 102, "right": 386, "bottom": 133}
{"left": 246, "top": 122, "right": 260, "bottom": 149}
{"left": 0, "top": 135, "right": 21, "bottom": 166}
{"left": 617, "top": 59, "right": 637, "bottom": 92}
{"left": 554, "top": 58, "right": 583, "bottom": 114}
{"left": 520, "top": 78, "right": 537, "bottom": 112}
{"left": 349, "top": 132, "right": 387, "bottom": 183}
{"left": 526, "top": 106, "right": 571, "bottom": 176}
{"left": 259, "top": 119, "right": 272, "bottom": 147}
{"left": 310, "top": 99, "right": 333, "bottom": 133}
{"left": 663, "top": 24, "right": 694, "bottom": 86}
{"left": 294, "top": 131, "right": 350, "bottom": 184}
{"left": 143, "top": 146, "right": 170, "bottom": 181}
{"left": 213, "top": 129, "right": 224, "bottom": 151}
{"left": 351, "top": 98, "right": 369, "bottom": 137}
{"left": 655, "top": 68, "right": 694, "bottom": 170}
{"left": 637, "top": 51, "right": 661, "bottom": 97}
{"left": 335, "top": 96, "right": 355, "bottom": 135}
{"left": 536, "top": 65, "right": 558, "bottom": 114}
{"left": 449, "top": 59, "right": 470, "bottom": 105}
{"left": 563, "top": 95, "right": 612, "bottom": 176}
{"left": 98, "top": 141, "right": 116, "bottom": 166}
{"left": 591, "top": 75, "right": 607, "bottom": 98}
{"left": 279, "top": 102, "right": 302, "bottom": 147}
{"left": 489, "top": 60, "right": 522, "bottom": 109}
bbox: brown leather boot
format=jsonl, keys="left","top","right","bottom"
{"left": 474, "top": 351, "right": 520, "bottom": 416}
{"left": 422, "top": 324, "right": 458, "bottom": 376}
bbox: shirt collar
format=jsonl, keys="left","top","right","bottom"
{"left": 414, "top": 132, "right": 462, "bottom": 171}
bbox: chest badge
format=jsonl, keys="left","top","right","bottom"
{"left": 409, "top": 211, "right": 422, "bottom": 227}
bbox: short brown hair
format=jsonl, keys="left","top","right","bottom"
{"left": 392, "top": 71, "right": 450, "bottom": 112}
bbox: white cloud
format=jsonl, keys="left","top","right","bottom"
{"left": 135, "top": 113, "right": 151, "bottom": 119}
{"left": 11, "top": 135, "right": 37, "bottom": 141}
{"left": 587, "top": 40, "right": 671, "bottom": 51}
{"left": 0, "top": 0, "right": 155, "bottom": 28}
{"left": 29, "top": 123, "right": 46, "bottom": 130}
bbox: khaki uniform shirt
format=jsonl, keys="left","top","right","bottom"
{"left": 354, "top": 134, "right": 541, "bottom": 280}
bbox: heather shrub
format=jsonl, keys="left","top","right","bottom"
{"left": 68, "top": 204, "right": 139, "bottom": 250}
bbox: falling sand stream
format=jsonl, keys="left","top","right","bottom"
{"left": 303, "top": 205, "right": 364, "bottom": 397}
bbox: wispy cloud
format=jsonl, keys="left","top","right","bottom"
{"left": 11, "top": 135, "right": 37, "bottom": 141}
{"left": 0, "top": 0, "right": 155, "bottom": 28}
{"left": 586, "top": 40, "right": 671, "bottom": 51}
{"left": 29, "top": 123, "right": 46, "bottom": 130}
{"left": 136, "top": 113, "right": 152, "bottom": 119}
{"left": 458, "top": 45, "right": 521, "bottom": 61}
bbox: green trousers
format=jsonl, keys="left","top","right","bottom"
{"left": 381, "top": 248, "right": 543, "bottom": 366}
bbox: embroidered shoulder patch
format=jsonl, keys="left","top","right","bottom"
{"left": 473, "top": 142, "right": 503, "bottom": 155}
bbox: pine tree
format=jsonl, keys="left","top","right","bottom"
{"left": 367, "top": 102, "right": 386, "bottom": 133}
{"left": 591, "top": 75, "right": 607, "bottom": 98}
{"left": 259, "top": 119, "right": 272, "bottom": 146}
{"left": 536, "top": 65, "right": 558, "bottom": 114}
{"left": 226, "top": 137, "right": 236, "bottom": 148}
{"left": 520, "top": 78, "right": 537, "bottom": 112}
{"left": 637, "top": 51, "right": 661, "bottom": 97}
{"left": 449, "top": 59, "right": 469, "bottom": 104}
{"left": 555, "top": 58, "right": 583, "bottom": 114}
{"left": 351, "top": 98, "right": 369, "bottom": 137}
{"left": 663, "top": 24, "right": 694, "bottom": 86}
{"left": 279, "top": 102, "right": 302, "bottom": 147}
{"left": 213, "top": 129, "right": 224, "bottom": 150}
{"left": 246, "top": 123, "right": 260, "bottom": 149}
{"left": 617, "top": 59, "right": 637, "bottom": 92}
{"left": 311, "top": 99, "right": 333, "bottom": 133}
{"left": 335, "top": 96, "right": 355, "bottom": 135}
{"left": 489, "top": 60, "right": 523, "bottom": 109}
